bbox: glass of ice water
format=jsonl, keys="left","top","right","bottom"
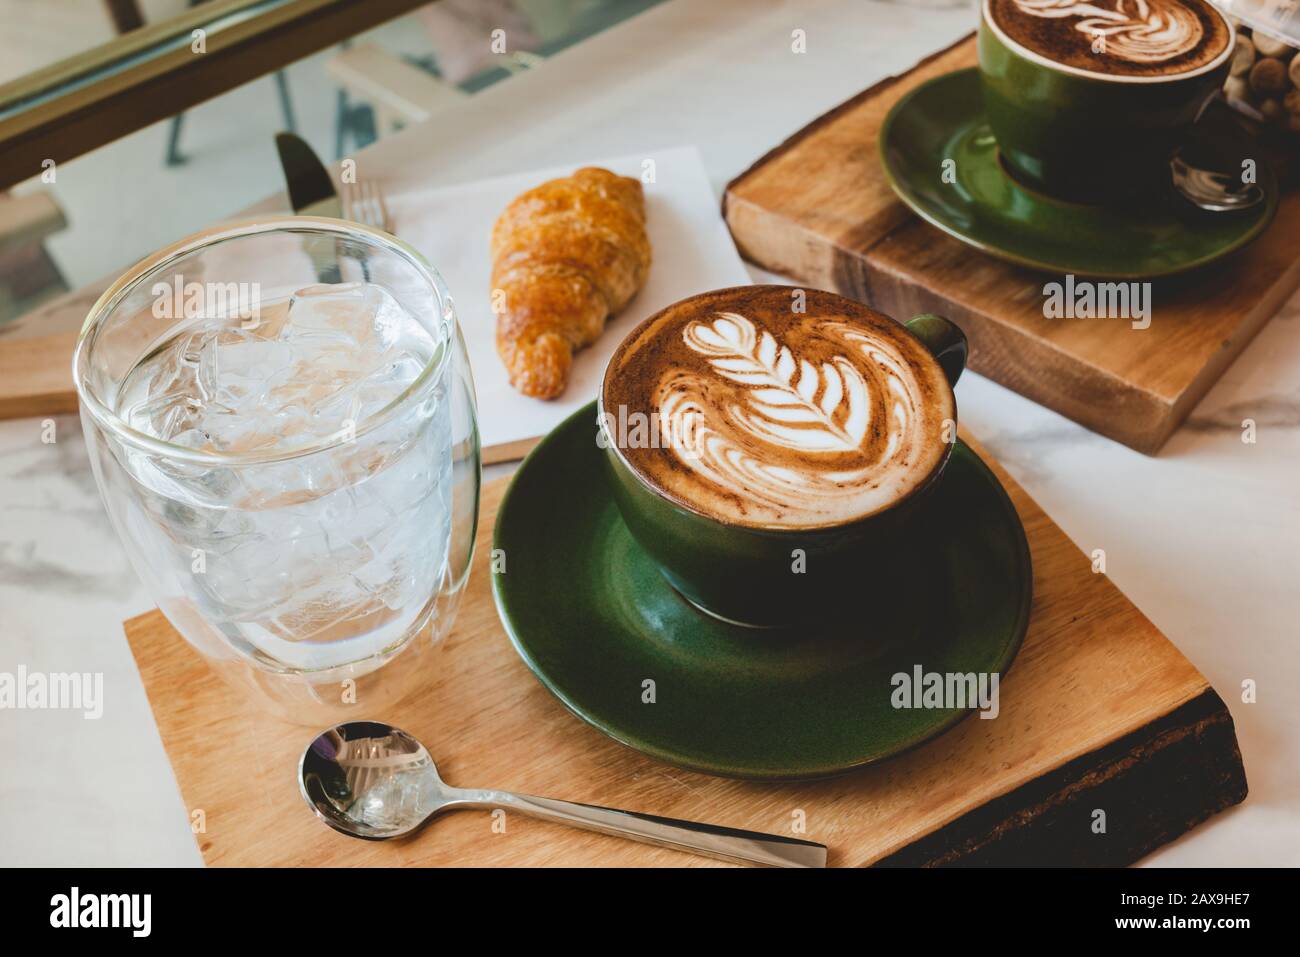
{"left": 74, "top": 218, "right": 480, "bottom": 724}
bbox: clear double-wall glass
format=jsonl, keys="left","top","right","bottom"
{"left": 74, "top": 218, "right": 480, "bottom": 725}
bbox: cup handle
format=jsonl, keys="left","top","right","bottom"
{"left": 904, "top": 313, "right": 967, "bottom": 389}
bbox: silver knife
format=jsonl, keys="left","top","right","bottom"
{"left": 275, "top": 132, "right": 342, "bottom": 282}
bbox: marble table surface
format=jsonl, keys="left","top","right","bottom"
{"left": 1, "top": 0, "right": 1296, "bottom": 866}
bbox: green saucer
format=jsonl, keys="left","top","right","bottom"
{"left": 879, "top": 69, "right": 1278, "bottom": 279}
{"left": 491, "top": 402, "right": 1032, "bottom": 780}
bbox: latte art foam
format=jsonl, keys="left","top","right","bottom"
{"left": 604, "top": 288, "right": 956, "bottom": 529}
{"left": 1017, "top": 0, "right": 1202, "bottom": 63}
{"left": 989, "top": 0, "right": 1231, "bottom": 77}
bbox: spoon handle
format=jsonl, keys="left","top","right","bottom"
{"left": 468, "top": 791, "right": 826, "bottom": 867}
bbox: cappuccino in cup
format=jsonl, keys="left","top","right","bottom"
{"left": 600, "top": 286, "right": 967, "bottom": 627}
{"left": 987, "top": 0, "right": 1232, "bottom": 79}
{"left": 979, "top": 0, "right": 1235, "bottom": 203}
{"left": 604, "top": 288, "right": 955, "bottom": 529}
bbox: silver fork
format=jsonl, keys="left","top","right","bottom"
{"left": 342, "top": 178, "right": 393, "bottom": 233}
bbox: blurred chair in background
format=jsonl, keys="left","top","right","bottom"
{"left": 104, "top": 0, "right": 299, "bottom": 166}
{"left": 0, "top": 191, "right": 68, "bottom": 326}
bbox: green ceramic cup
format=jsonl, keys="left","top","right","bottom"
{"left": 977, "top": 0, "right": 1234, "bottom": 204}
{"left": 598, "top": 308, "right": 967, "bottom": 629}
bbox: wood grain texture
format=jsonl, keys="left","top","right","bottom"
{"left": 482, "top": 435, "right": 541, "bottom": 466}
{"left": 0, "top": 273, "right": 108, "bottom": 420}
{"left": 123, "top": 433, "right": 1246, "bottom": 867}
{"left": 0, "top": 331, "right": 79, "bottom": 418}
{"left": 723, "top": 35, "right": 1300, "bottom": 454}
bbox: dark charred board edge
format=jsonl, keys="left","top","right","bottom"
{"left": 874, "top": 688, "right": 1247, "bottom": 867}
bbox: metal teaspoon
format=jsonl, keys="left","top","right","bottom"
{"left": 299, "top": 720, "right": 828, "bottom": 868}
{"left": 1170, "top": 151, "right": 1265, "bottom": 212}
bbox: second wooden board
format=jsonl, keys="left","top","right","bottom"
{"left": 723, "top": 37, "right": 1300, "bottom": 454}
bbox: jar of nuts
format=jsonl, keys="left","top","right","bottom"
{"left": 1224, "top": 23, "right": 1300, "bottom": 135}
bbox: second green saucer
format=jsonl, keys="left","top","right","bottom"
{"left": 491, "top": 402, "right": 1032, "bottom": 780}
{"left": 879, "top": 68, "right": 1278, "bottom": 279}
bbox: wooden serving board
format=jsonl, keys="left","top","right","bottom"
{"left": 723, "top": 36, "right": 1300, "bottom": 455}
{"left": 123, "top": 432, "right": 1245, "bottom": 867}
{"left": 0, "top": 282, "right": 93, "bottom": 420}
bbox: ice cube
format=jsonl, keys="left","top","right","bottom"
{"left": 124, "top": 391, "right": 198, "bottom": 441}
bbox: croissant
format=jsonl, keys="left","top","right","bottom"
{"left": 490, "top": 167, "right": 651, "bottom": 399}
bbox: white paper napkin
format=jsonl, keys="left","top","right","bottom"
{"left": 389, "top": 146, "right": 752, "bottom": 454}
